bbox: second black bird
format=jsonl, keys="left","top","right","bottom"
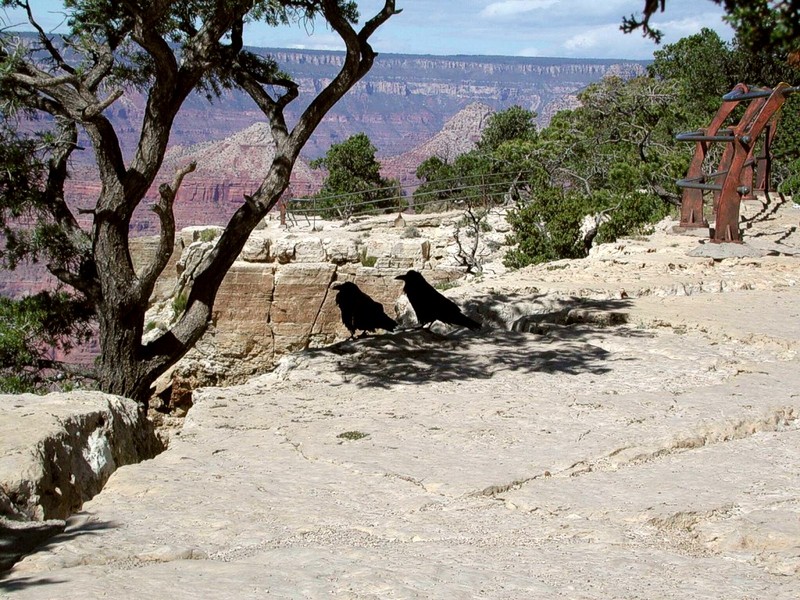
{"left": 395, "top": 269, "right": 481, "bottom": 331}
{"left": 332, "top": 281, "right": 397, "bottom": 339}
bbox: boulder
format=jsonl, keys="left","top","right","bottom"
{"left": 271, "top": 236, "right": 297, "bottom": 263}
{"left": 323, "top": 237, "right": 361, "bottom": 264}
{"left": 239, "top": 230, "right": 272, "bottom": 262}
{"left": 293, "top": 237, "right": 326, "bottom": 262}
{"left": 175, "top": 239, "right": 214, "bottom": 281}
{"left": 179, "top": 226, "right": 224, "bottom": 247}
{"left": 368, "top": 239, "right": 431, "bottom": 269}
{"left": 271, "top": 263, "right": 338, "bottom": 355}
{"left": 0, "top": 391, "right": 163, "bottom": 521}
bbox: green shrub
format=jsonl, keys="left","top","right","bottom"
{"left": 359, "top": 248, "right": 378, "bottom": 267}
{"left": 199, "top": 228, "right": 219, "bottom": 243}
{"left": 337, "top": 430, "right": 369, "bottom": 441}
{"left": 172, "top": 292, "right": 188, "bottom": 319}
{"left": 503, "top": 188, "right": 590, "bottom": 268}
{"left": 434, "top": 280, "right": 459, "bottom": 291}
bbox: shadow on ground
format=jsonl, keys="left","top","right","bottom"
{"left": 0, "top": 515, "right": 117, "bottom": 587}
{"left": 311, "top": 296, "right": 645, "bottom": 388}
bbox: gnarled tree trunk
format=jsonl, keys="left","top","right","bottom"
{"left": 2, "top": 1, "right": 400, "bottom": 404}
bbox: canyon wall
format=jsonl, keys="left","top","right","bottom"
{"left": 4, "top": 44, "right": 646, "bottom": 245}
{"left": 88, "top": 48, "right": 646, "bottom": 164}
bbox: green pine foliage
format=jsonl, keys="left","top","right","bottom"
{"left": 475, "top": 104, "right": 538, "bottom": 152}
{"left": 497, "top": 27, "right": 799, "bottom": 269}
{"left": 310, "top": 133, "right": 401, "bottom": 219}
{"left": 504, "top": 188, "right": 592, "bottom": 268}
{"left": 413, "top": 106, "right": 539, "bottom": 213}
{"left": 0, "top": 292, "right": 93, "bottom": 394}
{"left": 0, "top": 120, "right": 95, "bottom": 394}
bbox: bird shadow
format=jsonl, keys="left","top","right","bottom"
{"left": 313, "top": 295, "right": 645, "bottom": 389}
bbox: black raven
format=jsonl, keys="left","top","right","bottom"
{"left": 332, "top": 281, "right": 397, "bottom": 339}
{"left": 395, "top": 270, "right": 481, "bottom": 330}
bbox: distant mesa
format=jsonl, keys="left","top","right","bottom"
{"left": 46, "top": 45, "right": 648, "bottom": 235}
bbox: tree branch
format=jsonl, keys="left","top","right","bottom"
{"left": 621, "top": 0, "right": 666, "bottom": 42}
{"left": 82, "top": 39, "right": 117, "bottom": 92}
{"left": 136, "top": 161, "right": 197, "bottom": 302}
{"left": 6, "top": 70, "right": 79, "bottom": 89}
{"left": 35, "top": 359, "right": 98, "bottom": 382}
{"left": 21, "top": 0, "right": 75, "bottom": 75}
{"left": 125, "top": 0, "right": 252, "bottom": 193}
{"left": 360, "top": 1, "right": 403, "bottom": 41}
{"left": 45, "top": 119, "right": 83, "bottom": 233}
{"left": 287, "top": 1, "right": 397, "bottom": 157}
{"left": 121, "top": 0, "right": 181, "bottom": 190}
{"left": 234, "top": 69, "right": 297, "bottom": 147}
{"left": 82, "top": 89, "right": 123, "bottom": 119}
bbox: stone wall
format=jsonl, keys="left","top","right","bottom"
{"left": 140, "top": 210, "right": 511, "bottom": 406}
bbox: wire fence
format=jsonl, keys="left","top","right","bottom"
{"left": 284, "top": 169, "right": 538, "bottom": 220}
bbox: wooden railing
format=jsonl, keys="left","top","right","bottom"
{"left": 676, "top": 83, "right": 797, "bottom": 242}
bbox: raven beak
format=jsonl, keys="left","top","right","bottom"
{"left": 394, "top": 274, "right": 406, "bottom": 281}
{"left": 332, "top": 283, "right": 343, "bottom": 289}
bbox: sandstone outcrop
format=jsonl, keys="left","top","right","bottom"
{"left": 143, "top": 209, "right": 508, "bottom": 406}
{"left": 0, "top": 391, "right": 163, "bottom": 522}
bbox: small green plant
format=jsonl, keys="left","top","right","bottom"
{"left": 457, "top": 214, "right": 492, "bottom": 233}
{"left": 434, "top": 280, "right": 459, "bottom": 291}
{"left": 172, "top": 292, "right": 188, "bottom": 319}
{"left": 145, "top": 320, "right": 157, "bottom": 332}
{"left": 359, "top": 247, "right": 377, "bottom": 267}
{"left": 0, "top": 374, "right": 36, "bottom": 394}
{"left": 401, "top": 225, "right": 421, "bottom": 238}
{"left": 337, "top": 430, "right": 369, "bottom": 441}
{"left": 199, "top": 229, "right": 219, "bottom": 243}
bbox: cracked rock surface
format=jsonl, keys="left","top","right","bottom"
{"left": 3, "top": 199, "right": 800, "bottom": 598}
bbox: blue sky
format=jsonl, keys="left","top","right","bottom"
{"left": 2, "top": 1, "right": 734, "bottom": 60}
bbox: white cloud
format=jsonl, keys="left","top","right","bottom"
{"left": 516, "top": 46, "right": 544, "bottom": 57}
{"left": 655, "top": 14, "right": 734, "bottom": 43}
{"left": 563, "top": 32, "right": 599, "bottom": 52}
{"left": 287, "top": 42, "right": 345, "bottom": 52}
{"left": 480, "top": 0, "right": 559, "bottom": 19}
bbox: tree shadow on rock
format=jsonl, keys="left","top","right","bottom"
{"left": 0, "top": 514, "right": 118, "bottom": 587}
{"left": 464, "top": 292, "right": 635, "bottom": 332}
{"left": 312, "top": 294, "right": 649, "bottom": 389}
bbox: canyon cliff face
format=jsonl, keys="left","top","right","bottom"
{"left": 259, "top": 50, "right": 646, "bottom": 158}
{"left": 87, "top": 49, "right": 644, "bottom": 164}
{"left": 52, "top": 48, "right": 646, "bottom": 237}
{"left": 381, "top": 102, "right": 494, "bottom": 188}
